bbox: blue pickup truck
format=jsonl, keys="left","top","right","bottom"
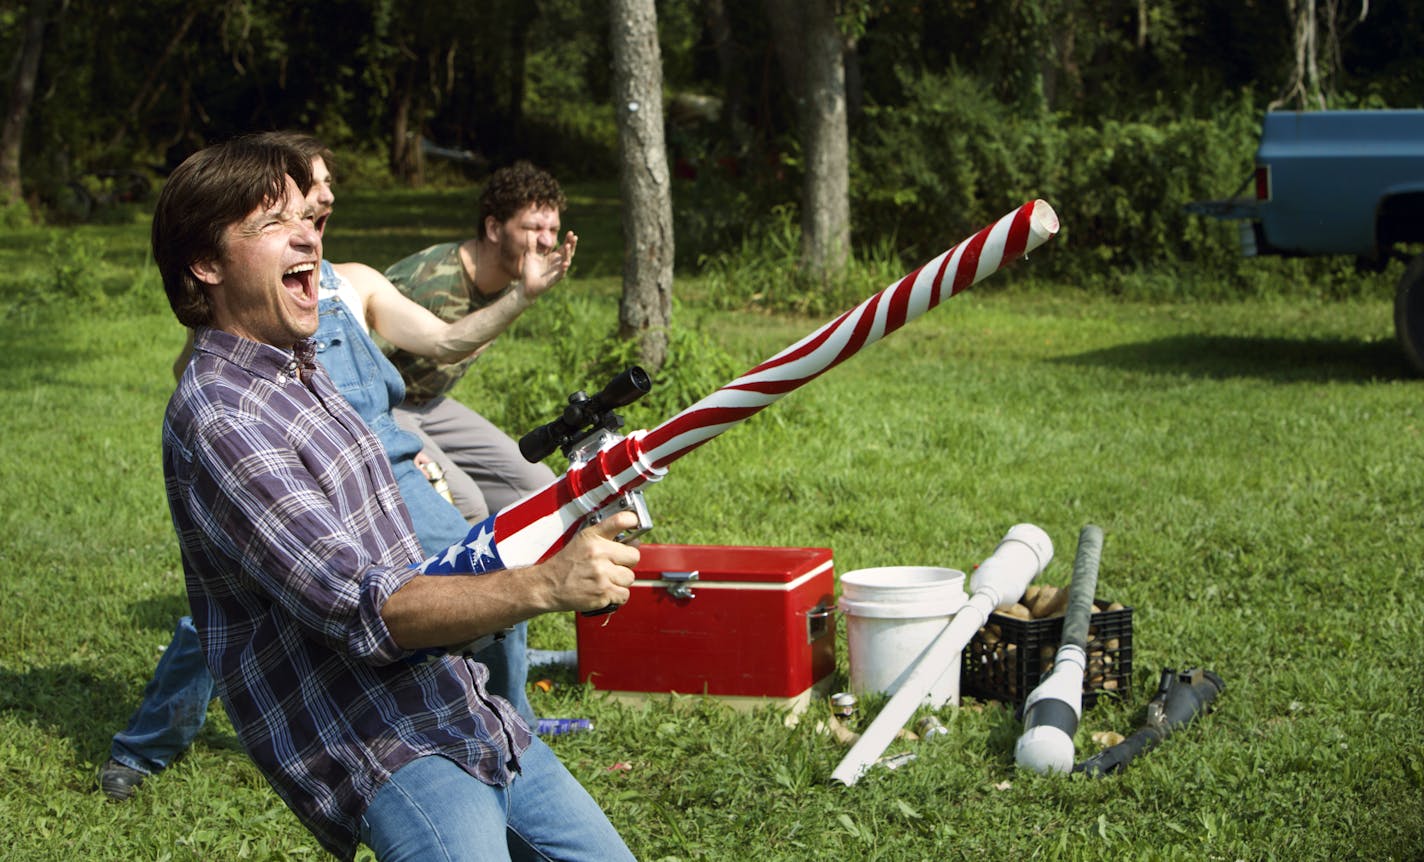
{"left": 1189, "top": 109, "right": 1424, "bottom": 372}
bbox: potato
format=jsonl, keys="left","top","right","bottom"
{"left": 1038, "top": 585, "right": 1070, "bottom": 617}
{"left": 1000, "top": 602, "right": 1032, "bottom": 620}
{"left": 1028, "top": 584, "right": 1059, "bottom": 617}
{"left": 1091, "top": 730, "right": 1125, "bottom": 748}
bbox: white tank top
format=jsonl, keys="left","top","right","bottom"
{"left": 318, "top": 264, "right": 370, "bottom": 334}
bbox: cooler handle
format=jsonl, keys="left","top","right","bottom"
{"left": 806, "top": 601, "right": 834, "bottom": 644}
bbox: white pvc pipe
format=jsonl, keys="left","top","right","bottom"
{"left": 1012, "top": 645, "right": 1086, "bottom": 773}
{"left": 1014, "top": 524, "right": 1103, "bottom": 774}
{"left": 830, "top": 524, "right": 1054, "bottom": 786}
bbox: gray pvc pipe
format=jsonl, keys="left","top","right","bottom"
{"left": 1061, "top": 524, "right": 1103, "bottom": 651}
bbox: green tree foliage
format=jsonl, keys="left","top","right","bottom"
{"left": 1, "top": 0, "right": 1420, "bottom": 271}
{"left": 853, "top": 64, "right": 1055, "bottom": 260}
{"left": 853, "top": 63, "right": 1261, "bottom": 280}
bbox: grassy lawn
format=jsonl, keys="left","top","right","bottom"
{"left": 0, "top": 193, "right": 1421, "bottom": 860}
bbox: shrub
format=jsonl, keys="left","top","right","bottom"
{"left": 853, "top": 63, "right": 1061, "bottom": 264}
{"left": 0, "top": 197, "right": 33, "bottom": 230}
{"left": 1048, "top": 108, "right": 1256, "bottom": 284}
{"left": 695, "top": 207, "right": 916, "bottom": 317}
{"left": 851, "top": 65, "right": 1273, "bottom": 292}
{"left": 458, "top": 292, "right": 746, "bottom": 450}
{"left": 670, "top": 134, "right": 800, "bottom": 272}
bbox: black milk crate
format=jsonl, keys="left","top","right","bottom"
{"left": 961, "top": 603, "right": 1133, "bottom": 710}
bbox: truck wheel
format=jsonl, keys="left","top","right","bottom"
{"left": 1394, "top": 254, "right": 1424, "bottom": 375}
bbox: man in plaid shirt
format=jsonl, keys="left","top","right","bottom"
{"left": 152, "top": 135, "right": 637, "bottom": 862}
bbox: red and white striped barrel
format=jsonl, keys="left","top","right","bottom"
{"left": 419, "top": 200, "right": 1059, "bottom": 575}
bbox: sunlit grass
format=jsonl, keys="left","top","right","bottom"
{"left": 1, "top": 204, "right": 1421, "bottom": 860}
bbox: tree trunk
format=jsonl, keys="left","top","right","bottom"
{"left": 765, "top": 0, "right": 851, "bottom": 280}
{"left": 0, "top": 0, "right": 51, "bottom": 207}
{"left": 507, "top": 2, "right": 538, "bottom": 139}
{"left": 610, "top": 0, "right": 675, "bottom": 374}
{"left": 843, "top": 34, "right": 863, "bottom": 124}
{"left": 1272, "top": 0, "right": 1328, "bottom": 110}
{"left": 704, "top": 0, "right": 748, "bottom": 146}
{"left": 390, "top": 62, "right": 424, "bottom": 185}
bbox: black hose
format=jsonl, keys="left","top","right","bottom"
{"left": 1075, "top": 667, "right": 1225, "bottom": 777}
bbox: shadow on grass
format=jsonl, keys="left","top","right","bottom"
{"left": 128, "top": 595, "right": 194, "bottom": 633}
{"left": 0, "top": 661, "right": 243, "bottom": 770}
{"left": 0, "top": 664, "right": 130, "bottom": 763}
{"left": 1057, "top": 334, "right": 1412, "bottom": 383}
{"left": 0, "top": 315, "right": 96, "bottom": 387}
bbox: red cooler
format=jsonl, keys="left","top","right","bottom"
{"left": 576, "top": 544, "right": 837, "bottom": 711}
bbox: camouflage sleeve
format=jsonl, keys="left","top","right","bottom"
{"left": 379, "top": 242, "right": 485, "bottom": 405}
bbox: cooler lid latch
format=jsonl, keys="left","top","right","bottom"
{"left": 663, "top": 570, "right": 698, "bottom": 600}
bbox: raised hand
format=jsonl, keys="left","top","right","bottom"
{"left": 521, "top": 230, "right": 578, "bottom": 299}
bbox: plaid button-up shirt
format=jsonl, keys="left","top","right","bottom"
{"left": 164, "top": 327, "right": 530, "bottom": 860}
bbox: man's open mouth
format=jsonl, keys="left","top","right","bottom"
{"left": 283, "top": 262, "right": 317, "bottom": 299}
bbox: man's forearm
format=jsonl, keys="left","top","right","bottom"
{"left": 381, "top": 568, "right": 553, "bottom": 650}
{"left": 426, "top": 283, "right": 533, "bottom": 362}
{"left": 387, "top": 513, "right": 639, "bottom": 650}
{"left": 344, "top": 261, "right": 534, "bottom": 364}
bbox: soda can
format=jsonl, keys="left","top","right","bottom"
{"left": 915, "top": 715, "right": 949, "bottom": 739}
{"left": 421, "top": 460, "right": 454, "bottom": 504}
{"left": 537, "top": 717, "right": 594, "bottom": 736}
{"left": 830, "top": 692, "right": 858, "bottom": 719}
{"left": 876, "top": 752, "right": 917, "bottom": 771}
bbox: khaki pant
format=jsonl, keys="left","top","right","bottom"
{"left": 394, "top": 396, "right": 556, "bottom": 523}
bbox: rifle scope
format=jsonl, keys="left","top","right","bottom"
{"left": 518, "top": 366, "right": 652, "bottom": 464}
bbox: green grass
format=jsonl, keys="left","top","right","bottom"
{"left": 1, "top": 203, "right": 1422, "bottom": 860}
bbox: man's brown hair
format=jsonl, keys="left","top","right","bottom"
{"left": 251, "top": 130, "right": 335, "bottom": 177}
{"left": 152, "top": 136, "right": 313, "bottom": 328}
{"left": 477, "top": 160, "right": 565, "bottom": 227}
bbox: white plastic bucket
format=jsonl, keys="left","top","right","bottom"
{"left": 839, "top": 566, "right": 968, "bottom": 708}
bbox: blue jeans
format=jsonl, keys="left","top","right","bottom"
{"left": 359, "top": 742, "right": 635, "bottom": 862}
{"left": 109, "top": 617, "right": 215, "bottom": 774}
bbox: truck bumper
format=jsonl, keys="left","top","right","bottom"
{"left": 1185, "top": 197, "right": 1263, "bottom": 257}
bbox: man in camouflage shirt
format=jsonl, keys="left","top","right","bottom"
{"left": 379, "top": 161, "right": 576, "bottom": 524}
